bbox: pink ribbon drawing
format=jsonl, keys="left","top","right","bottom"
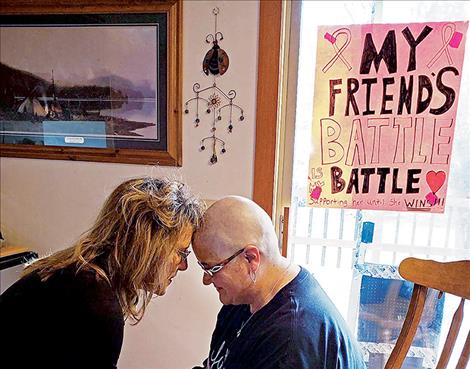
{"left": 322, "top": 28, "right": 352, "bottom": 73}
{"left": 427, "top": 23, "right": 457, "bottom": 68}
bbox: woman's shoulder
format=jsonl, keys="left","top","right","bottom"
{"left": 49, "top": 265, "right": 123, "bottom": 317}
{"left": 0, "top": 270, "right": 42, "bottom": 303}
{"left": 1, "top": 264, "right": 122, "bottom": 320}
{"left": 48, "top": 263, "right": 106, "bottom": 287}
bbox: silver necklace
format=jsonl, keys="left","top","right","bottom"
{"left": 236, "top": 263, "right": 292, "bottom": 338}
{"left": 236, "top": 311, "right": 255, "bottom": 337}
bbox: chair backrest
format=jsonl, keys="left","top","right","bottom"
{"left": 385, "top": 258, "right": 470, "bottom": 369}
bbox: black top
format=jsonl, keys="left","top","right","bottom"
{"left": 194, "top": 267, "right": 366, "bottom": 369}
{"left": 0, "top": 265, "right": 124, "bottom": 369}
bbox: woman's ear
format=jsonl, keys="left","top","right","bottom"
{"left": 243, "top": 245, "right": 260, "bottom": 268}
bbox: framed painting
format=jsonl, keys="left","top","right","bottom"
{"left": 0, "top": 0, "right": 182, "bottom": 165}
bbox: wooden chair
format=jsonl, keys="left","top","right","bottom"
{"left": 385, "top": 258, "right": 470, "bottom": 369}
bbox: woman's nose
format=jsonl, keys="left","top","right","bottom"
{"left": 202, "top": 273, "right": 212, "bottom": 285}
{"left": 178, "top": 258, "right": 188, "bottom": 271}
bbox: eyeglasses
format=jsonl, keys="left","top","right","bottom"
{"left": 197, "top": 248, "right": 245, "bottom": 277}
{"left": 177, "top": 248, "right": 191, "bottom": 262}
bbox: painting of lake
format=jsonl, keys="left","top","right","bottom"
{"left": 0, "top": 23, "right": 162, "bottom": 148}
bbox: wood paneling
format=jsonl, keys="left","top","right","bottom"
{"left": 253, "top": 0, "right": 282, "bottom": 217}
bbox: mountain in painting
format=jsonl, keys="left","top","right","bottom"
{"left": 0, "top": 62, "right": 127, "bottom": 103}
{"left": 90, "top": 74, "right": 155, "bottom": 99}
{"left": 0, "top": 62, "right": 50, "bottom": 107}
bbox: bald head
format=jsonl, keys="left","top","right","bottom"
{"left": 193, "top": 196, "right": 279, "bottom": 259}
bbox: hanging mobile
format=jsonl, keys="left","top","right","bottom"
{"left": 184, "top": 7, "right": 245, "bottom": 165}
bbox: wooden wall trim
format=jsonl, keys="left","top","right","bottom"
{"left": 0, "top": 0, "right": 182, "bottom": 166}
{"left": 253, "top": 0, "right": 282, "bottom": 217}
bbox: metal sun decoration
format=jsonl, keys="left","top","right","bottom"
{"left": 184, "top": 7, "right": 245, "bottom": 164}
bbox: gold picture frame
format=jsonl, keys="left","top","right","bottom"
{"left": 0, "top": 0, "right": 182, "bottom": 166}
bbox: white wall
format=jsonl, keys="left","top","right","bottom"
{"left": 0, "top": 1, "right": 260, "bottom": 368}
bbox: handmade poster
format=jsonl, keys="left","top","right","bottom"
{"left": 308, "top": 21, "right": 468, "bottom": 212}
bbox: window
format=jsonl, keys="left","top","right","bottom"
{"left": 286, "top": 2, "right": 470, "bottom": 368}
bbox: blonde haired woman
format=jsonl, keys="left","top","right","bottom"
{"left": 0, "top": 177, "right": 205, "bottom": 369}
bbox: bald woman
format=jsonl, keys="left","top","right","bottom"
{"left": 192, "top": 196, "right": 365, "bottom": 369}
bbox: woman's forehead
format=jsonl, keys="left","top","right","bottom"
{"left": 192, "top": 237, "right": 234, "bottom": 262}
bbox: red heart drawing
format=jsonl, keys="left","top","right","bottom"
{"left": 426, "top": 171, "right": 446, "bottom": 193}
{"left": 310, "top": 186, "right": 322, "bottom": 200}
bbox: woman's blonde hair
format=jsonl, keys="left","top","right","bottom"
{"left": 24, "top": 177, "right": 205, "bottom": 322}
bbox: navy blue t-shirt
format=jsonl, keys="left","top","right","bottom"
{"left": 195, "top": 267, "right": 365, "bottom": 369}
